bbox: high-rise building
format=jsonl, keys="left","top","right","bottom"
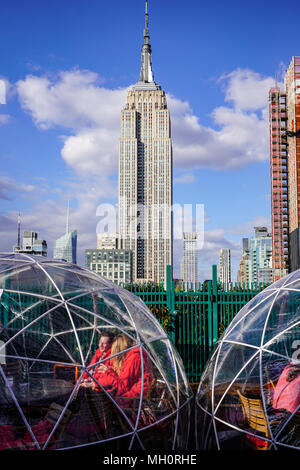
{"left": 249, "top": 227, "right": 272, "bottom": 284}
{"left": 269, "top": 86, "right": 289, "bottom": 281}
{"left": 87, "top": 233, "right": 132, "bottom": 284}
{"left": 238, "top": 238, "right": 250, "bottom": 284}
{"left": 118, "top": 1, "right": 173, "bottom": 284}
{"left": 219, "top": 248, "right": 231, "bottom": 284}
{"left": 242, "top": 237, "right": 250, "bottom": 253}
{"left": 238, "top": 229, "right": 272, "bottom": 284}
{"left": 284, "top": 57, "right": 300, "bottom": 272}
{"left": 85, "top": 248, "right": 132, "bottom": 285}
{"left": 14, "top": 231, "right": 47, "bottom": 256}
{"left": 53, "top": 203, "right": 77, "bottom": 263}
{"left": 238, "top": 253, "right": 250, "bottom": 284}
{"left": 53, "top": 231, "right": 77, "bottom": 264}
{"left": 181, "top": 232, "right": 198, "bottom": 283}
{"left": 269, "top": 56, "right": 300, "bottom": 276}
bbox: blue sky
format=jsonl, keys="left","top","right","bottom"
{"left": 0, "top": 0, "right": 298, "bottom": 281}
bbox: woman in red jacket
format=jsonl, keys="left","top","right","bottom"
{"left": 95, "top": 333, "right": 154, "bottom": 400}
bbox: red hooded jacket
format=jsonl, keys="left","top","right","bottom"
{"left": 82, "top": 347, "right": 112, "bottom": 382}
{"left": 95, "top": 347, "right": 154, "bottom": 398}
{"left": 273, "top": 364, "right": 300, "bottom": 414}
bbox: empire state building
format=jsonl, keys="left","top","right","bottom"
{"left": 118, "top": 1, "right": 173, "bottom": 284}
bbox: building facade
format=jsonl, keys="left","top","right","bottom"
{"left": 181, "top": 232, "right": 198, "bottom": 283}
{"left": 269, "top": 87, "right": 289, "bottom": 281}
{"left": 237, "top": 251, "right": 249, "bottom": 284}
{"left": 240, "top": 238, "right": 250, "bottom": 283}
{"left": 14, "top": 231, "right": 47, "bottom": 257}
{"left": 249, "top": 227, "right": 272, "bottom": 284}
{"left": 97, "top": 233, "right": 119, "bottom": 250}
{"left": 118, "top": 1, "right": 173, "bottom": 284}
{"left": 219, "top": 248, "right": 231, "bottom": 284}
{"left": 238, "top": 239, "right": 250, "bottom": 284}
{"left": 269, "top": 57, "right": 300, "bottom": 276}
{"left": 85, "top": 248, "right": 132, "bottom": 284}
{"left": 53, "top": 231, "right": 77, "bottom": 264}
{"left": 238, "top": 230, "right": 272, "bottom": 284}
{"left": 285, "top": 57, "right": 300, "bottom": 272}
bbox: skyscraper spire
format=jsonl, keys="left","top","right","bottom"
{"left": 144, "top": 0, "right": 149, "bottom": 43}
{"left": 134, "top": 0, "right": 160, "bottom": 91}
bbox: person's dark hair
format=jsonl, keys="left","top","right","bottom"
{"left": 287, "top": 363, "right": 300, "bottom": 382}
{"left": 100, "top": 331, "right": 114, "bottom": 343}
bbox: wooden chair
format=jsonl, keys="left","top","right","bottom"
{"left": 237, "top": 390, "right": 271, "bottom": 450}
{"left": 53, "top": 364, "right": 79, "bottom": 382}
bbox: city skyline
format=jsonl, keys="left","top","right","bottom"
{"left": 1, "top": 0, "right": 300, "bottom": 281}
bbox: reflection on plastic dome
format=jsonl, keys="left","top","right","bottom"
{"left": 196, "top": 269, "right": 300, "bottom": 451}
{"left": 0, "top": 253, "right": 193, "bottom": 451}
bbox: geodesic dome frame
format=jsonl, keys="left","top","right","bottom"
{"left": 0, "top": 253, "right": 192, "bottom": 451}
{"left": 196, "top": 270, "right": 300, "bottom": 451}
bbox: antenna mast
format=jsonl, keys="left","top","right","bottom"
{"left": 17, "top": 212, "right": 21, "bottom": 249}
{"left": 66, "top": 200, "right": 70, "bottom": 234}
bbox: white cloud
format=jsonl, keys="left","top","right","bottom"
{"left": 17, "top": 70, "right": 127, "bottom": 176}
{"left": 17, "top": 70, "right": 124, "bottom": 130}
{"left": 174, "top": 173, "right": 196, "bottom": 184}
{"left": 61, "top": 127, "right": 119, "bottom": 176}
{"left": 168, "top": 67, "right": 274, "bottom": 170}
{"left": 220, "top": 68, "right": 275, "bottom": 111}
{"left": 227, "top": 216, "right": 271, "bottom": 236}
{"left": 16, "top": 66, "right": 274, "bottom": 176}
{"left": 0, "top": 176, "right": 35, "bottom": 200}
{"left": 0, "top": 114, "right": 10, "bottom": 125}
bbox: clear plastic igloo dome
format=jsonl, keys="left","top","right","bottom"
{"left": 196, "top": 271, "right": 300, "bottom": 451}
{"left": 0, "top": 253, "right": 192, "bottom": 451}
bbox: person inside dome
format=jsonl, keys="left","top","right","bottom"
{"left": 94, "top": 333, "right": 154, "bottom": 401}
{"left": 80, "top": 331, "right": 114, "bottom": 387}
